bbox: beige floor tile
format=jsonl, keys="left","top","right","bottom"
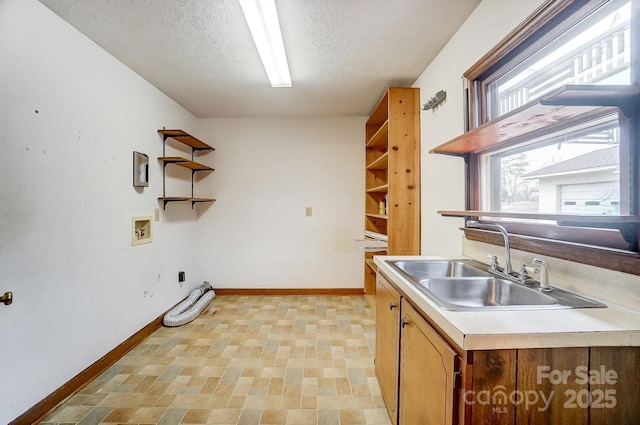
{"left": 182, "top": 408, "right": 212, "bottom": 423}
{"left": 285, "top": 409, "right": 317, "bottom": 425}
{"left": 340, "top": 409, "right": 366, "bottom": 425}
{"left": 40, "top": 296, "right": 391, "bottom": 425}
{"left": 257, "top": 410, "right": 283, "bottom": 424}
{"left": 128, "top": 406, "right": 166, "bottom": 423}
{"left": 102, "top": 407, "right": 135, "bottom": 423}
{"left": 207, "top": 408, "right": 241, "bottom": 424}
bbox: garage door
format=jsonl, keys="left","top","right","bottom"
{"left": 560, "top": 181, "right": 619, "bottom": 214}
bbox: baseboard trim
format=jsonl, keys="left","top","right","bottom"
{"left": 10, "top": 311, "right": 166, "bottom": 425}
{"left": 213, "top": 287, "right": 365, "bottom": 296}
{"left": 11, "top": 288, "right": 364, "bottom": 424}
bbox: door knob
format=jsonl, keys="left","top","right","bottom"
{"left": 1, "top": 291, "right": 13, "bottom": 306}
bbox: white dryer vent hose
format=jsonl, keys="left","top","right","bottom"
{"left": 163, "top": 282, "right": 215, "bottom": 327}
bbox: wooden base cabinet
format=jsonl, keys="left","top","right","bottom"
{"left": 374, "top": 272, "right": 640, "bottom": 425}
{"left": 375, "top": 275, "right": 401, "bottom": 425}
{"left": 400, "top": 299, "right": 459, "bottom": 425}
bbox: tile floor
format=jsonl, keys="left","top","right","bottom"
{"left": 40, "top": 295, "right": 392, "bottom": 425}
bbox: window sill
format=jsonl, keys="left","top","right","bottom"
{"left": 463, "top": 227, "right": 640, "bottom": 276}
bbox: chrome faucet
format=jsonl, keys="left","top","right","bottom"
{"left": 466, "top": 220, "right": 513, "bottom": 274}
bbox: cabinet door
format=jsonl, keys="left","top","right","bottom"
{"left": 376, "top": 273, "right": 401, "bottom": 425}
{"left": 399, "top": 299, "right": 458, "bottom": 425}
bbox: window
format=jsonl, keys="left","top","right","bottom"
{"left": 458, "top": 0, "right": 640, "bottom": 273}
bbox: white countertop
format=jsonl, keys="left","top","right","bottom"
{"left": 374, "top": 255, "right": 640, "bottom": 351}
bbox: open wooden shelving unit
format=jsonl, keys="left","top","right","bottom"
{"left": 157, "top": 129, "right": 216, "bottom": 209}
{"left": 363, "top": 88, "right": 421, "bottom": 293}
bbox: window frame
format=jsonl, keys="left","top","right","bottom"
{"left": 460, "top": 0, "right": 640, "bottom": 274}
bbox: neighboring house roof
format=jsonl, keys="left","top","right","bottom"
{"left": 523, "top": 146, "right": 619, "bottom": 179}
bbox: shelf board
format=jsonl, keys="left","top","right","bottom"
{"left": 366, "top": 213, "right": 388, "bottom": 220}
{"left": 429, "top": 84, "right": 631, "bottom": 156}
{"left": 366, "top": 120, "right": 389, "bottom": 149}
{"left": 365, "top": 258, "right": 380, "bottom": 272}
{"left": 158, "top": 197, "right": 216, "bottom": 209}
{"left": 539, "top": 84, "right": 640, "bottom": 108}
{"left": 438, "top": 210, "right": 640, "bottom": 224}
{"left": 158, "top": 129, "right": 214, "bottom": 151}
{"left": 366, "top": 152, "right": 389, "bottom": 170}
{"left": 367, "top": 91, "right": 389, "bottom": 126}
{"left": 158, "top": 156, "right": 214, "bottom": 172}
{"left": 191, "top": 197, "right": 216, "bottom": 205}
{"left": 366, "top": 184, "right": 389, "bottom": 193}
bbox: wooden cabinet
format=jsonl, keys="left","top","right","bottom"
{"left": 399, "top": 299, "right": 459, "bottom": 425}
{"left": 375, "top": 271, "right": 640, "bottom": 425}
{"left": 375, "top": 274, "right": 402, "bottom": 425}
{"left": 376, "top": 272, "right": 460, "bottom": 425}
{"left": 364, "top": 88, "right": 421, "bottom": 293}
{"left": 157, "top": 129, "right": 216, "bottom": 209}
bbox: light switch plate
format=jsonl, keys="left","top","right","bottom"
{"left": 306, "top": 207, "right": 312, "bottom": 217}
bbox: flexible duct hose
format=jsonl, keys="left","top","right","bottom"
{"left": 163, "top": 282, "right": 215, "bottom": 327}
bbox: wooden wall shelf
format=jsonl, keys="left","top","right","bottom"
{"left": 157, "top": 129, "right": 214, "bottom": 151}
{"left": 430, "top": 85, "right": 637, "bottom": 156}
{"left": 158, "top": 129, "right": 215, "bottom": 210}
{"left": 158, "top": 197, "right": 216, "bottom": 209}
{"left": 158, "top": 157, "right": 214, "bottom": 172}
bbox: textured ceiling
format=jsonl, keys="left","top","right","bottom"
{"left": 38, "top": 0, "right": 481, "bottom": 118}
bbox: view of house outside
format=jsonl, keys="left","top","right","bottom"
{"left": 484, "top": 1, "right": 630, "bottom": 215}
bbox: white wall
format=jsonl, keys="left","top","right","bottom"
{"left": 0, "top": 0, "right": 201, "bottom": 422}
{"left": 191, "top": 117, "right": 365, "bottom": 289}
{"left": 0, "top": 2, "right": 366, "bottom": 422}
{"left": 413, "top": 0, "right": 546, "bottom": 257}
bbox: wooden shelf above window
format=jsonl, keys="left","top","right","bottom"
{"left": 429, "top": 85, "right": 637, "bottom": 156}
{"left": 539, "top": 84, "right": 640, "bottom": 110}
{"left": 157, "top": 129, "right": 215, "bottom": 151}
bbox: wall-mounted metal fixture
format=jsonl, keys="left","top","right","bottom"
{"left": 133, "top": 151, "right": 149, "bottom": 187}
{"left": 422, "top": 90, "right": 446, "bottom": 111}
{"left": 1, "top": 291, "right": 13, "bottom": 306}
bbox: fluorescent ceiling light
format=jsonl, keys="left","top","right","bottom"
{"left": 239, "top": 0, "right": 292, "bottom": 87}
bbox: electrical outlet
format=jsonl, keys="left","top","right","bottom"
{"left": 178, "top": 271, "right": 185, "bottom": 282}
{"left": 306, "top": 207, "right": 312, "bottom": 217}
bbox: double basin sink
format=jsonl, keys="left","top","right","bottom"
{"left": 387, "top": 259, "right": 606, "bottom": 311}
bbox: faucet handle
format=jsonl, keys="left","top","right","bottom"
{"left": 518, "top": 265, "right": 538, "bottom": 284}
{"left": 486, "top": 254, "right": 499, "bottom": 270}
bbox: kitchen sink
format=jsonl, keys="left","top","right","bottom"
{"left": 386, "top": 259, "right": 606, "bottom": 311}
{"left": 391, "top": 259, "right": 491, "bottom": 278}
{"left": 416, "top": 277, "right": 557, "bottom": 309}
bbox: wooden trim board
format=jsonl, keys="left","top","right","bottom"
{"left": 9, "top": 289, "right": 364, "bottom": 424}
{"left": 213, "top": 288, "right": 365, "bottom": 296}
{"left": 10, "top": 311, "right": 166, "bottom": 425}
